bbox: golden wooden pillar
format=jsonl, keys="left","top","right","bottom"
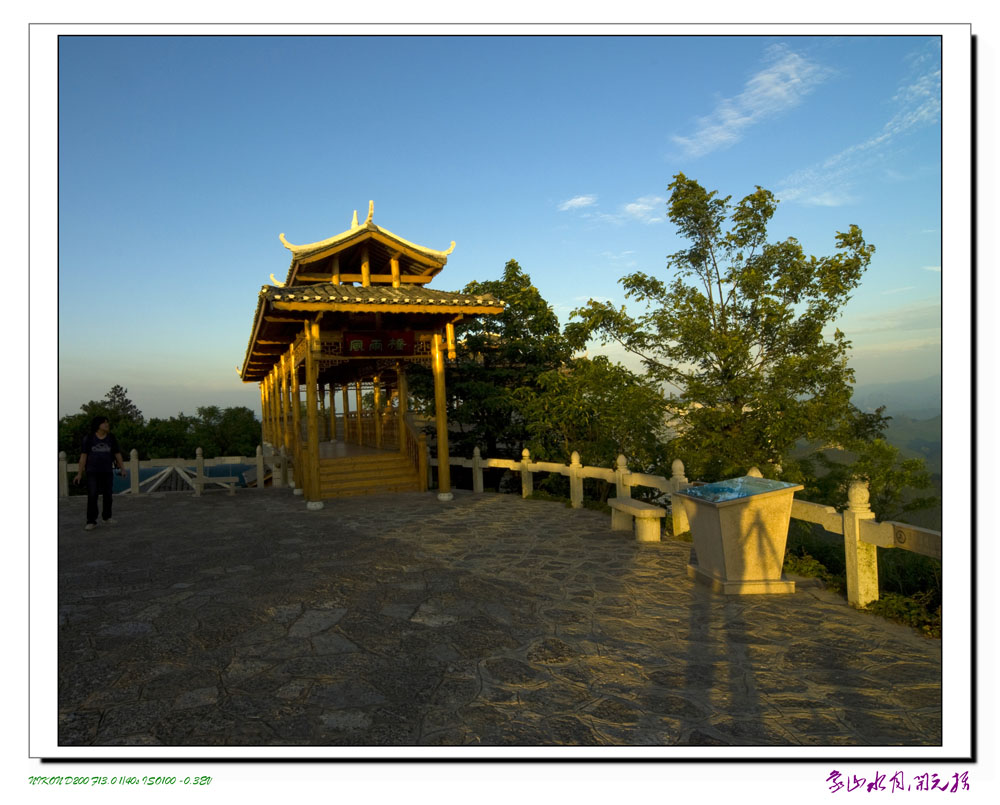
{"left": 291, "top": 368, "right": 302, "bottom": 491}
{"left": 432, "top": 333, "right": 452, "bottom": 500}
{"left": 273, "top": 370, "right": 282, "bottom": 449}
{"left": 373, "top": 373, "right": 383, "bottom": 448}
{"left": 397, "top": 364, "right": 408, "bottom": 453}
{"left": 273, "top": 369, "right": 282, "bottom": 441}
{"left": 355, "top": 381, "right": 363, "bottom": 446}
{"left": 267, "top": 371, "right": 276, "bottom": 445}
{"left": 327, "top": 383, "right": 336, "bottom": 442}
{"left": 361, "top": 245, "right": 371, "bottom": 287}
{"left": 265, "top": 371, "right": 275, "bottom": 445}
{"left": 260, "top": 383, "right": 268, "bottom": 445}
{"left": 341, "top": 384, "right": 350, "bottom": 443}
{"left": 331, "top": 254, "right": 340, "bottom": 284}
{"left": 318, "top": 382, "right": 327, "bottom": 441}
{"left": 304, "top": 322, "right": 322, "bottom": 508}
{"left": 280, "top": 352, "right": 292, "bottom": 454}
{"left": 390, "top": 255, "right": 401, "bottom": 288}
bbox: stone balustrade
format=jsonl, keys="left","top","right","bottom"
{"left": 59, "top": 446, "right": 268, "bottom": 497}
{"left": 430, "top": 449, "right": 942, "bottom": 609}
{"left": 59, "top": 443, "right": 943, "bottom": 609}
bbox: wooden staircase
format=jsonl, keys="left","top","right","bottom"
{"left": 317, "top": 451, "right": 422, "bottom": 498}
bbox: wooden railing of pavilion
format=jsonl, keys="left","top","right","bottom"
{"left": 401, "top": 413, "right": 429, "bottom": 493}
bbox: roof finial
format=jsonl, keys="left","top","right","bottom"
{"left": 364, "top": 200, "right": 374, "bottom": 226}
{"left": 269, "top": 273, "right": 285, "bottom": 287}
{"left": 351, "top": 210, "right": 359, "bottom": 228}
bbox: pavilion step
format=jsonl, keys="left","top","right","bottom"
{"left": 319, "top": 479, "right": 422, "bottom": 498}
{"left": 319, "top": 453, "right": 411, "bottom": 471}
{"left": 319, "top": 459, "right": 417, "bottom": 481}
{"left": 313, "top": 452, "right": 423, "bottom": 497}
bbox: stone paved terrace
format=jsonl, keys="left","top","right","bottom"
{"left": 58, "top": 489, "right": 942, "bottom": 747}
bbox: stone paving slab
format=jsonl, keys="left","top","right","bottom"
{"left": 57, "top": 489, "right": 941, "bottom": 747}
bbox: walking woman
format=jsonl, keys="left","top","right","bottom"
{"left": 73, "top": 416, "right": 127, "bottom": 530}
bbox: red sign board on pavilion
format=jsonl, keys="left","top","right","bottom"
{"left": 343, "top": 331, "right": 415, "bottom": 357}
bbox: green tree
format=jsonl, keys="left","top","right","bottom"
{"left": 567, "top": 174, "right": 877, "bottom": 481}
{"left": 215, "top": 406, "right": 261, "bottom": 457}
{"left": 59, "top": 385, "right": 145, "bottom": 456}
{"left": 409, "top": 259, "right": 572, "bottom": 457}
{"left": 187, "top": 406, "right": 261, "bottom": 458}
{"left": 514, "top": 356, "right": 669, "bottom": 471}
{"left": 142, "top": 414, "right": 198, "bottom": 459}
{"left": 802, "top": 438, "right": 938, "bottom": 523}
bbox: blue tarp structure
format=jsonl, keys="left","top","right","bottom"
{"left": 112, "top": 463, "right": 253, "bottom": 493}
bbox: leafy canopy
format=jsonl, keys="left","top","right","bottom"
{"left": 408, "top": 259, "right": 572, "bottom": 458}
{"left": 513, "top": 356, "right": 669, "bottom": 472}
{"left": 59, "top": 386, "right": 261, "bottom": 460}
{"left": 567, "top": 173, "right": 877, "bottom": 480}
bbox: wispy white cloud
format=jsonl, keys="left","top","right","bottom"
{"left": 671, "top": 45, "right": 833, "bottom": 158}
{"left": 922, "top": 265, "right": 941, "bottom": 272}
{"left": 599, "top": 250, "right": 637, "bottom": 269}
{"left": 581, "top": 195, "right": 666, "bottom": 226}
{"left": 558, "top": 194, "right": 598, "bottom": 211}
{"left": 881, "top": 286, "right": 916, "bottom": 295}
{"left": 839, "top": 300, "right": 941, "bottom": 338}
{"left": 622, "top": 195, "right": 666, "bottom": 224}
{"left": 777, "top": 48, "right": 940, "bottom": 207}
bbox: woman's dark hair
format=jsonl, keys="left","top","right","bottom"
{"left": 90, "top": 416, "right": 110, "bottom": 434}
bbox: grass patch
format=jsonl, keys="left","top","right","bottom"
{"left": 781, "top": 521, "right": 940, "bottom": 637}
{"left": 864, "top": 591, "right": 941, "bottom": 638}
{"left": 783, "top": 551, "right": 842, "bottom": 590}
{"left": 526, "top": 490, "right": 611, "bottom": 514}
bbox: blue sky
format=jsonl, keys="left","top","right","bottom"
{"left": 57, "top": 34, "right": 943, "bottom": 419}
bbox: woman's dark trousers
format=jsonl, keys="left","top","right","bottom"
{"left": 86, "top": 471, "right": 115, "bottom": 524}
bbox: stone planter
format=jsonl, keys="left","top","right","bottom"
{"left": 674, "top": 476, "right": 804, "bottom": 594}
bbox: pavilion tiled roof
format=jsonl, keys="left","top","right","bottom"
{"left": 264, "top": 284, "right": 502, "bottom": 308}
{"left": 239, "top": 284, "right": 505, "bottom": 381}
{"left": 278, "top": 201, "right": 455, "bottom": 287}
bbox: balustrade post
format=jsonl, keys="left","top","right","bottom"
{"left": 615, "top": 454, "right": 632, "bottom": 499}
{"left": 130, "top": 449, "right": 140, "bottom": 494}
{"left": 843, "top": 479, "right": 879, "bottom": 607}
{"left": 520, "top": 448, "right": 533, "bottom": 498}
{"left": 255, "top": 445, "right": 265, "bottom": 490}
{"left": 195, "top": 447, "right": 205, "bottom": 496}
{"left": 59, "top": 451, "right": 68, "bottom": 497}
{"left": 569, "top": 451, "right": 583, "bottom": 509}
{"left": 669, "top": 459, "right": 688, "bottom": 493}
{"left": 668, "top": 459, "right": 690, "bottom": 537}
{"left": 472, "top": 447, "right": 484, "bottom": 493}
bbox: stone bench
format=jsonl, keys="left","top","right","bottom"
{"left": 193, "top": 475, "right": 240, "bottom": 496}
{"left": 608, "top": 497, "right": 666, "bottom": 542}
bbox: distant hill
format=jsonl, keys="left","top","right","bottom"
{"left": 883, "top": 414, "right": 942, "bottom": 476}
{"left": 789, "top": 407, "right": 942, "bottom": 531}
{"left": 852, "top": 375, "right": 941, "bottom": 419}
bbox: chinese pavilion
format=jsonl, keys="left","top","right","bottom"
{"left": 239, "top": 202, "right": 504, "bottom": 508}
